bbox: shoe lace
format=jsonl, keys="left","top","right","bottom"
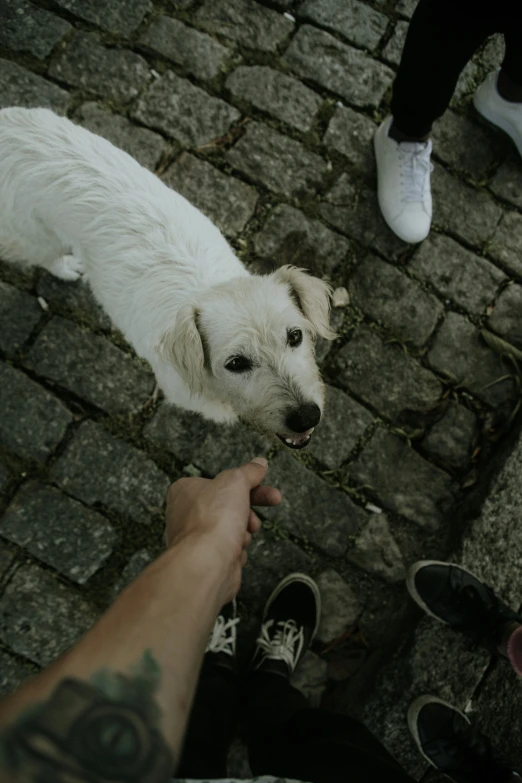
{"left": 399, "top": 142, "right": 433, "bottom": 203}
{"left": 255, "top": 618, "right": 305, "bottom": 672}
{"left": 206, "top": 615, "right": 239, "bottom": 656}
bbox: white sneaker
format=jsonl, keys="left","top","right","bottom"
{"left": 474, "top": 69, "right": 522, "bottom": 158}
{"left": 374, "top": 116, "right": 433, "bottom": 244}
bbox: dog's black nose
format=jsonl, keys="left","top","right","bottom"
{"left": 285, "top": 403, "right": 321, "bottom": 433}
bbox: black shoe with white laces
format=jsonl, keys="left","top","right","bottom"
{"left": 407, "top": 560, "right": 522, "bottom": 651}
{"left": 250, "top": 573, "right": 321, "bottom": 678}
{"left": 408, "top": 696, "right": 517, "bottom": 783}
{"left": 205, "top": 599, "right": 239, "bottom": 672}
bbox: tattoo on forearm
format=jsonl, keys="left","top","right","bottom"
{"left": 0, "top": 651, "right": 174, "bottom": 782}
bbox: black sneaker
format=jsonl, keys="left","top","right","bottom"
{"left": 205, "top": 599, "right": 239, "bottom": 671}
{"left": 406, "top": 560, "right": 522, "bottom": 651}
{"left": 408, "top": 696, "right": 517, "bottom": 783}
{"left": 250, "top": 573, "right": 321, "bottom": 678}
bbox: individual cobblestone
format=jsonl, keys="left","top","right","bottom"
{"left": 0, "top": 0, "right": 72, "bottom": 59}
{"left": 0, "top": 362, "right": 72, "bottom": 463}
{"left": 195, "top": 0, "right": 294, "bottom": 52}
{"left": 139, "top": 16, "right": 230, "bottom": 82}
{"left": 262, "top": 451, "right": 368, "bottom": 557}
{"left": 0, "top": 564, "right": 97, "bottom": 666}
{"left": 410, "top": 234, "right": 505, "bottom": 315}
{"left": 432, "top": 110, "right": 506, "bottom": 181}
{"left": 50, "top": 32, "right": 151, "bottom": 104}
{"left": 308, "top": 386, "right": 373, "bottom": 469}
{"left": 316, "top": 569, "right": 360, "bottom": 644}
{"left": 489, "top": 155, "right": 522, "bottom": 210}
{"left": 298, "top": 0, "right": 388, "bottom": 51}
{"left": 51, "top": 421, "right": 170, "bottom": 525}
{"left": 36, "top": 272, "right": 111, "bottom": 331}
{"left": 226, "top": 122, "right": 328, "bottom": 199}
{"left": 346, "top": 514, "right": 405, "bottom": 583}
{"left": 75, "top": 103, "right": 167, "bottom": 172}
{"left": 0, "top": 281, "right": 42, "bottom": 355}
{"left": 0, "top": 649, "right": 33, "bottom": 697}
{"left": 421, "top": 400, "right": 478, "bottom": 471}
{"left": 396, "top": 0, "right": 416, "bottom": 18}
{"left": 488, "top": 211, "right": 522, "bottom": 279}
{"left": 0, "top": 460, "right": 11, "bottom": 494}
{"left": 0, "top": 483, "right": 116, "bottom": 583}
{"left": 226, "top": 66, "right": 322, "bottom": 133}
{"left": 0, "top": 59, "right": 69, "bottom": 112}
{"left": 51, "top": 0, "right": 151, "bottom": 35}
{"left": 24, "top": 316, "right": 154, "bottom": 413}
{"left": 132, "top": 70, "right": 240, "bottom": 147}
{"left": 336, "top": 325, "right": 443, "bottom": 421}
{"left": 431, "top": 164, "right": 503, "bottom": 247}
{"left": 111, "top": 549, "right": 156, "bottom": 598}
{"left": 284, "top": 26, "right": 394, "bottom": 109}
{"left": 349, "top": 428, "right": 456, "bottom": 530}
{"left": 428, "top": 313, "right": 517, "bottom": 407}
{"left": 163, "top": 154, "right": 258, "bottom": 238}
{"left": 251, "top": 204, "right": 350, "bottom": 277}
{"left": 488, "top": 284, "right": 522, "bottom": 350}
{"left": 323, "top": 106, "right": 377, "bottom": 174}
{"left": 382, "top": 20, "right": 409, "bottom": 67}
{"left": 349, "top": 255, "right": 443, "bottom": 348}
{"left": 292, "top": 651, "right": 328, "bottom": 708}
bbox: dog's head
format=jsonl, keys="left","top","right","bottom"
{"left": 158, "top": 266, "right": 336, "bottom": 448}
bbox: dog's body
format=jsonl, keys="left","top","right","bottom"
{"left": 0, "top": 107, "right": 334, "bottom": 446}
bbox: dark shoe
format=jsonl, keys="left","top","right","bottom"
{"left": 205, "top": 599, "right": 239, "bottom": 671}
{"left": 250, "top": 573, "right": 321, "bottom": 678}
{"left": 408, "top": 696, "right": 516, "bottom": 783}
{"left": 406, "top": 560, "right": 522, "bottom": 651}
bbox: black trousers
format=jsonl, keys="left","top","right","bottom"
{"left": 391, "top": 0, "right": 522, "bottom": 136}
{"left": 176, "top": 662, "right": 415, "bottom": 783}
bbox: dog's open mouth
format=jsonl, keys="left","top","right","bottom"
{"left": 276, "top": 428, "right": 315, "bottom": 450}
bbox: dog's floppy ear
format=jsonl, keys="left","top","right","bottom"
{"left": 157, "top": 305, "right": 205, "bottom": 394}
{"left": 273, "top": 265, "right": 337, "bottom": 340}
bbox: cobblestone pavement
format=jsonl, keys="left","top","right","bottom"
{"left": 1, "top": 0, "right": 521, "bottom": 777}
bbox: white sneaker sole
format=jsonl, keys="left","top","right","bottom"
{"left": 473, "top": 93, "right": 522, "bottom": 159}
{"left": 408, "top": 695, "right": 471, "bottom": 770}
{"left": 262, "top": 572, "right": 322, "bottom": 641}
{"left": 406, "top": 559, "right": 485, "bottom": 625}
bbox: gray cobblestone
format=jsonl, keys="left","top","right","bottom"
{"left": 132, "top": 70, "right": 240, "bottom": 147}
{"left": 308, "top": 385, "right": 373, "bottom": 469}
{"left": 488, "top": 284, "right": 522, "bottom": 349}
{"left": 0, "top": 58, "right": 69, "bottom": 112}
{"left": 396, "top": 0, "right": 416, "bottom": 18}
{"left": 346, "top": 514, "right": 405, "bottom": 583}
{"left": 432, "top": 164, "right": 502, "bottom": 247}
{"left": 382, "top": 21, "right": 409, "bottom": 67}
{"left": 52, "top": 421, "right": 169, "bottom": 525}
{"left": 284, "top": 26, "right": 394, "bottom": 109}
{"left": 0, "top": 483, "right": 116, "bottom": 583}
{"left": 323, "top": 106, "right": 376, "bottom": 174}
{"left": 226, "top": 122, "right": 328, "bottom": 199}
{"left": 226, "top": 66, "right": 322, "bottom": 133}
{"left": 50, "top": 33, "right": 150, "bottom": 104}
{"left": 428, "top": 313, "right": 517, "bottom": 407}
{"left": 422, "top": 400, "right": 478, "bottom": 471}
{"left": 75, "top": 103, "right": 167, "bottom": 171}
{"left": 163, "top": 154, "right": 258, "bottom": 238}
{"left": 489, "top": 155, "right": 522, "bottom": 210}
{"left": 24, "top": 316, "right": 154, "bottom": 413}
{"left": 349, "top": 255, "right": 443, "bottom": 348}
{"left": 0, "top": 460, "right": 11, "bottom": 494}
{"left": 0, "top": 362, "right": 72, "bottom": 463}
{"left": 111, "top": 548, "right": 156, "bottom": 598}
{"left": 51, "top": 0, "right": 151, "bottom": 35}
{"left": 251, "top": 204, "right": 350, "bottom": 277}
{"left": 292, "top": 651, "right": 328, "bottom": 708}
{"left": 262, "top": 451, "right": 367, "bottom": 557}
{"left": 410, "top": 234, "right": 506, "bottom": 315}
{"left": 139, "top": 16, "right": 230, "bottom": 82}
{"left": 0, "top": 0, "right": 72, "bottom": 59}
{"left": 0, "top": 563, "right": 97, "bottom": 666}
{"left": 298, "top": 0, "right": 388, "bottom": 51}
{"left": 0, "top": 281, "right": 41, "bottom": 355}
{"left": 195, "top": 0, "right": 294, "bottom": 52}
{"left": 432, "top": 110, "right": 506, "bottom": 181}
{"left": 350, "top": 428, "right": 456, "bottom": 530}
{"left": 336, "top": 325, "right": 443, "bottom": 421}
{"left": 37, "top": 271, "right": 112, "bottom": 331}
{"left": 0, "top": 649, "right": 33, "bottom": 697}
{"left": 316, "top": 569, "right": 360, "bottom": 643}
{"left": 0, "top": 540, "right": 16, "bottom": 579}
{"left": 488, "top": 211, "right": 522, "bottom": 278}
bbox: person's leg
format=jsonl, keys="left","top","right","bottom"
{"left": 391, "top": 0, "right": 498, "bottom": 140}
{"left": 176, "top": 602, "right": 241, "bottom": 778}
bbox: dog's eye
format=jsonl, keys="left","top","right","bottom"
{"left": 225, "top": 356, "right": 253, "bottom": 373}
{"left": 288, "top": 329, "right": 303, "bottom": 348}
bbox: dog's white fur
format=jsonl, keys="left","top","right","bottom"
{"left": 0, "top": 107, "right": 335, "bottom": 441}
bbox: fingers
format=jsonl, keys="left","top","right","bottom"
{"left": 247, "top": 509, "right": 262, "bottom": 534}
{"left": 243, "top": 530, "right": 252, "bottom": 549}
{"left": 250, "top": 485, "right": 281, "bottom": 508}
{"left": 222, "top": 457, "right": 269, "bottom": 491}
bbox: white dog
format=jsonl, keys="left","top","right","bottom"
{"left": 0, "top": 108, "right": 335, "bottom": 448}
